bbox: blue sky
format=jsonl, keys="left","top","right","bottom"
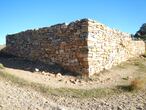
{"left": 0, "top": 0, "right": 146, "bottom": 44}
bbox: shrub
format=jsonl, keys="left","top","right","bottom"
{"left": 117, "top": 78, "right": 145, "bottom": 92}
{"left": 130, "top": 78, "right": 144, "bottom": 90}
{"left": 0, "top": 63, "right": 4, "bottom": 69}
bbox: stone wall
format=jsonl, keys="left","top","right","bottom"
{"left": 5, "top": 19, "right": 145, "bottom": 76}
{"left": 87, "top": 20, "right": 145, "bottom": 75}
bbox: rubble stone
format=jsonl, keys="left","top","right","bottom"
{"left": 35, "top": 68, "right": 39, "bottom": 72}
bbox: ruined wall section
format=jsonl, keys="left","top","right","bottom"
{"left": 6, "top": 19, "right": 89, "bottom": 75}
{"left": 87, "top": 19, "right": 145, "bottom": 75}
{"left": 5, "top": 19, "right": 145, "bottom": 76}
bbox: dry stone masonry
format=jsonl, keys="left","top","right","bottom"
{"left": 5, "top": 19, "right": 145, "bottom": 76}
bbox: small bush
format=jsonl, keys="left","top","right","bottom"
{"left": 0, "top": 63, "right": 4, "bottom": 69}
{"left": 130, "top": 78, "right": 144, "bottom": 90}
{"left": 117, "top": 78, "right": 145, "bottom": 92}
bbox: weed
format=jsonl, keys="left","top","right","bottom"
{"left": 122, "top": 77, "right": 129, "bottom": 80}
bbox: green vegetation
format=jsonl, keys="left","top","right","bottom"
{"left": 0, "top": 57, "right": 146, "bottom": 98}
{"left": 0, "top": 70, "right": 29, "bottom": 87}
{"left": 0, "top": 63, "right": 4, "bottom": 69}
{"left": 133, "top": 60, "right": 145, "bottom": 68}
{"left": 1, "top": 68, "right": 145, "bottom": 98}
{"left": 118, "top": 78, "right": 145, "bottom": 92}
{"left": 138, "top": 35, "right": 146, "bottom": 41}
{"left": 132, "top": 58, "right": 146, "bottom": 72}
{"left": 117, "top": 63, "right": 127, "bottom": 69}
{"left": 0, "top": 70, "right": 121, "bottom": 99}
{"left": 122, "top": 77, "right": 129, "bottom": 80}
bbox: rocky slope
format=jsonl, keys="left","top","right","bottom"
{"left": 135, "top": 23, "right": 146, "bottom": 40}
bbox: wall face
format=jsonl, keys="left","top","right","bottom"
{"left": 87, "top": 20, "right": 145, "bottom": 76}
{"left": 6, "top": 19, "right": 89, "bottom": 75}
{"left": 5, "top": 19, "right": 145, "bottom": 76}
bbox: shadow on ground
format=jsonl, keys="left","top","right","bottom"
{"left": 0, "top": 48, "right": 74, "bottom": 76}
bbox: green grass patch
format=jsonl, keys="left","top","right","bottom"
{"left": 117, "top": 64, "right": 127, "bottom": 69}
{"left": 122, "top": 77, "right": 129, "bottom": 80}
{"left": 117, "top": 85, "right": 134, "bottom": 92}
{"left": 133, "top": 61, "right": 145, "bottom": 68}
{"left": 133, "top": 61, "right": 146, "bottom": 72}
{"left": 47, "top": 87, "right": 119, "bottom": 98}
{"left": 0, "top": 70, "right": 29, "bottom": 87}
{"left": 0, "top": 70, "right": 121, "bottom": 99}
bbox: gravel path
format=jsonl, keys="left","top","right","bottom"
{"left": 0, "top": 79, "right": 70, "bottom": 110}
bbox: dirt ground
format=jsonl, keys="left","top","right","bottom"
{"left": 0, "top": 53, "right": 144, "bottom": 89}
{"left": 1, "top": 45, "right": 146, "bottom": 110}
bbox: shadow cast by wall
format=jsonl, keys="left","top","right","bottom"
{"left": 0, "top": 47, "right": 75, "bottom": 76}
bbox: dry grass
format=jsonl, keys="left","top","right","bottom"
{"left": 130, "top": 78, "right": 144, "bottom": 90}
{"left": 118, "top": 78, "right": 145, "bottom": 92}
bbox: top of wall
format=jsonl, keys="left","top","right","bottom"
{"left": 6, "top": 18, "right": 88, "bottom": 37}
{"left": 6, "top": 18, "right": 131, "bottom": 38}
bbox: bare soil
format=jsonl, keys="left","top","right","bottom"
{"left": 0, "top": 55, "right": 143, "bottom": 89}
{"left": 1, "top": 45, "right": 146, "bottom": 110}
